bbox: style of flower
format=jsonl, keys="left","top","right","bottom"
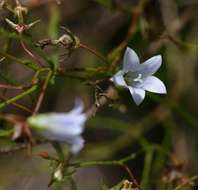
{"left": 28, "top": 99, "right": 87, "bottom": 154}
{"left": 111, "top": 47, "right": 167, "bottom": 105}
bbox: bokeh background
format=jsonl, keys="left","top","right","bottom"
{"left": 0, "top": 0, "right": 198, "bottom": 189}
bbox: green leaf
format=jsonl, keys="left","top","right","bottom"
{"left": 95, "top": 0, "right": 113, "bottom": 9}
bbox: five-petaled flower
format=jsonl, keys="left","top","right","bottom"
{"left": 111, "top": 47, "right": 167, "bottom": 105}
{"left": 28, "top": 99, "right": 87, "bottom": 154}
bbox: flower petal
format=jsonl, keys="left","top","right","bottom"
{"left": 70, "top": 136, "right": 84, "bottom": 154}
{"left": 27, "top": 100, "right": 87, "bottom": 155}
{"left": 128, "top": 86, "right": 145, "bottom": 105}
{"left": 39, "top": 132, "right": 84, "bottom": 154}
{"left": 69, "top": 98, "right": 84, "bottom": 114}
{"left": 110, "top": 70, "right": 127, "bottom": 87}
{"left": 28, "top": 113, "right": 86, "bottom": 136}
{"left": 46, "top": 113, "right": 86, "bottom": 135}
{"left": 142, "top": 76, "right": 167, "bottom": 94}
{"left": 123, "top": 47, "right": 140, "bottom": 72}
{"left": 138, "top": 55, "right": 162, "bottom": 77}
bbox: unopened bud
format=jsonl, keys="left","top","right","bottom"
{"left": 53, "top": 164, "right": 64, "bottom": 182}
{"left": 5, "top": 18, "right": 40, "bottom": 33}
{"left": 14, "top": 0, "right": 28, "bottom": 23}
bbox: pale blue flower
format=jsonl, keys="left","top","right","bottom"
{"left": 111, "top": 47, "right": 167, "bottom": 105}
{"left": 28, "top": 99, "right": 87, "bottom": 154}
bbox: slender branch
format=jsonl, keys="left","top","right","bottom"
{"left": 20, "top": 38, "right": 44, "bottom": 67}
{"left": 140, "top": 148, "right": 154, "bottom": 189}
{"left": 0, "top": 84, "right": 23, "bottom": 90}
{"left": 0, "top": 51, "right": 39, "bottom": 71}
{"left": 122, "top": 164, "right": 142, "bottom": 190}
{"left": 0, "top": 114, "right": 25, "bottom": 124}
{"left": 0, "top": 144, "right": 27, "bottom": 154}
{"left": 173, "top": 174, "right": 198, "bottom": 190}
{"left": 78, "top": 160, "right": 138, "bottom": 186}
{"left": 71, "top": 151, "right": 143, "bottom": 189}
{"left": 166, "top": 34, "right": 198, "bottom": 50}
{"left": 33, "top": 69, "right": 52, "bottom": 114}
{"left": 0, "top": 95, "right": 32, "bottom": 113}
{"left": 0, "top": 85, "right": 37, "bottom": 110}
{"left": 79, "top": 43, "right": 109, "bottom": 65}
{"left": 0, "top": 139, "right": 47, "bottom": 155}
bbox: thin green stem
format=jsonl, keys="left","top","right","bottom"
{"left": 0, "top": 51, "right": 39, "bottom": 71}
{"left": 51, "top": 142, "right": 65, "bottom": 162}
{"left": 70, "top": 151, "right": 143, "bottom": 189}
{"left": 120, "top": 151, "right": 143, "bottom": 163}
{"left": 75, "top": 151, "right": 143, "bottom": 168}
{"left": 77, "top": 160, "right": 141, "bottom": 189}
{"left": 0, "top": 85, "right": 37, "bottom": 110}
{"left": 0, "top": 95, "right": 32, "bottom": 113}
{"left": 78, "top": 159, "right": 120, "bottom": 167}
{"left": 79, "top": 160, "right": 136, "bottom": 185}
{"left": 32, "top": 68, "right": 51, "bottom": 81}
{"left": 140, "top": 148, "right": 154, "bottom": 190}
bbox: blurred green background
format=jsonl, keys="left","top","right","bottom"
{"left": 0, "top": 0, "right": 198, "bottom": 189}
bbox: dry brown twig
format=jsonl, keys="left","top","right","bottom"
{"left": 173, "top": 174, "right": 198, "bottom": 190}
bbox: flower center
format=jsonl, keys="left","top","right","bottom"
{"left": 124, "top": 71, "right": 143, "bottom": 86}
{"left": 133, "top": 73, "right": 143, "bottom": 83}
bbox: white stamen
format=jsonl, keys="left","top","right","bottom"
{"left": 133, "top": 74, "right": 143, "bottom": 83}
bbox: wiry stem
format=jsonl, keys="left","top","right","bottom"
{"left": 79, "top": 43, "right": 109, "bottom": 65}
{"left": 0, "top": 85, "right": 37, "bottom": 110}
{"left": 71, "top": 151, "right": 143, "bottom": 189}
{"left": 0, "top": 95, "right": 32, "bottom": 113}
{"left": 0, "top": 84, "right": 23, "bottom": 90}
{"left": 33, "top": 69, "right": 52, "bottom": 115}
{"left": 0, "top": 51, "right": 39, "bottom": 71}
{"left": 20, "top": 38, "right": 44, "bottom": 67}
{"left": 173, "top": 174, "right": 198, "bottom": 190}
